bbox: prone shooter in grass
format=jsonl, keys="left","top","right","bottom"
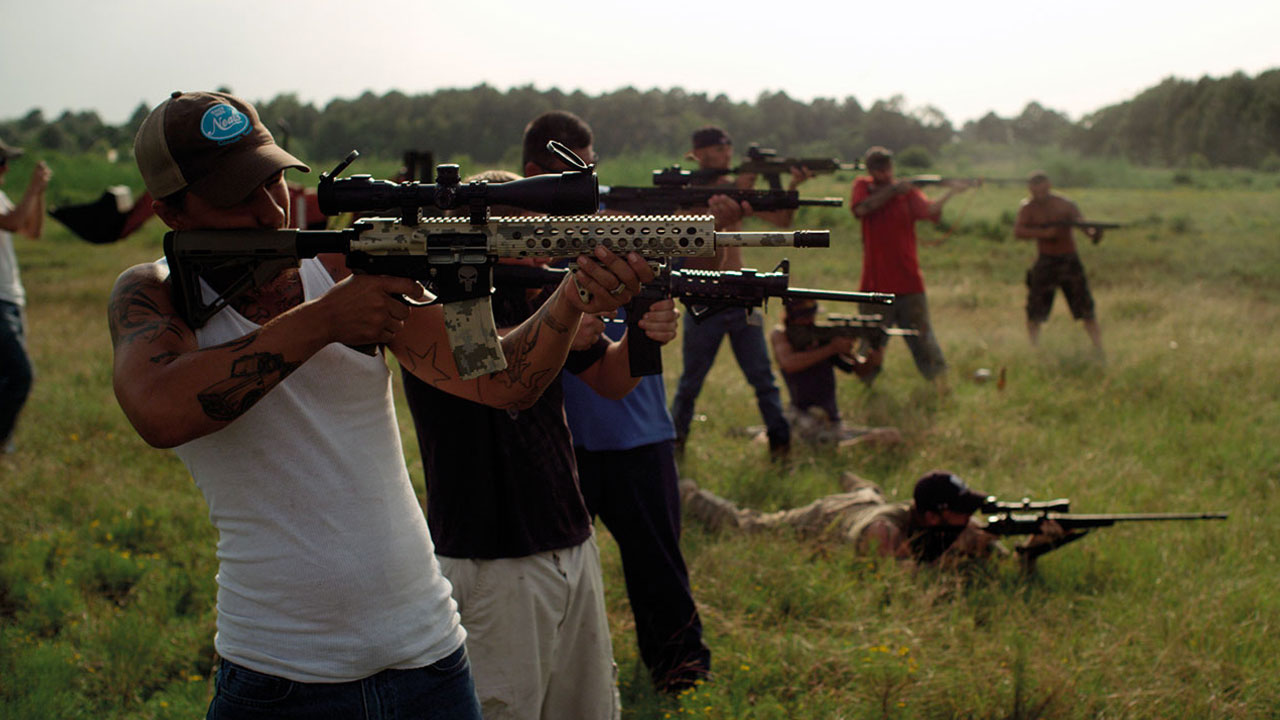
{"left": 683, "top": 471, "right": 1224, "bottom": 573}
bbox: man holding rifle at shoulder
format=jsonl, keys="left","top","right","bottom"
{"left": 108, "top": 90, "right": 654, "bottom": 720}
{"left": 1013, "top": 171, "right": 1105, "bottom": 358}
{"left": 507, "top": 110, "right": 716, "bottom": 698}
{"left": 768, "top": 298, "right": 902, "bottom": 447}
{"left": 850, "top": 146, "right": 971, "bottom": 391}
{"left": 670, "top": 126, "right": 801, "bottom": 459}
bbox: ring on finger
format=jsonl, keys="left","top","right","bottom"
{"left": 608, "top": 283, "right": 627, "bottom": 297}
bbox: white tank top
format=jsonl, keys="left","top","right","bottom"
{"left": 172, "top": 258, "right": 463, "bottom": 682}
{"left": 0, "top": 191, "right": 24, "bottom": 306}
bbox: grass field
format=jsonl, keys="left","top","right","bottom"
{"left": 1, "top": 151, "right": 1278, "bottom": 718}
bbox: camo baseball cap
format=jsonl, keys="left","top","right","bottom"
{"left": 913, "top": 471, "right": 988, "bottom": 514}
{"left": 134, "top": 91, "right": 308, "bottom": 207}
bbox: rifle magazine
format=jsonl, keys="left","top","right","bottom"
{"left": 442, "top": 297, "right": 507, "bottom": 380}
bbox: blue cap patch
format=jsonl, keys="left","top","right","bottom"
{"left": 200, "top": 104, "right": 253, "bottom": 145}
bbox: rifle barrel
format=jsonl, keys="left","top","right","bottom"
{"left": 1049, "top": 512, "right": 1228, "bottom": 523}
{"left": 783, "top": 287, "right": 894, "bottom": 305}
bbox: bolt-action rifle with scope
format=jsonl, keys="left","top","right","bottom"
{"left": 163, "top": 144, "right": 849, "bottom": 379}
{"left": 978, "top": 495, "right": 1227, "bottom": 559}
{"left": 784, "top": 313, "right": 918, "bottom": 351}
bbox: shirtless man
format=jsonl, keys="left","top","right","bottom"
{"left": 1012, "top": 172, "right": 1104, "bottom": 356}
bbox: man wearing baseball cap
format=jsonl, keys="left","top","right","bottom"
{"left": 683, "top": 470, "right": 1067, "bottom": 570}
{"left": 670, "top": 125, "right": 811, "bottom": 460}
{"left": 108, "top": 90, "right": 655, "bottom": 719}
{"left": 0, "top": 137, "right": 52, "bottom": 454}
{"left": 767, "top": 298, "right": 898, "bottom": 447}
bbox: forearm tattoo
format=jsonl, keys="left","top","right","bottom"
{"left": 497, "top": 300, "right": 572, "bottom": 391}
{"left": 399, "top": 342, "right": 452, "bottom": 385}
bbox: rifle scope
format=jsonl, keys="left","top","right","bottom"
{"left": 317, "top": 146, "right": 599, "bottom": 221}
{"left": 980, "top": 497, "right": 1072, "bottom": 514}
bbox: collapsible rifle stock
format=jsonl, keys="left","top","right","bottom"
{"left": 784, "top": 313, "right": 918, "bottom": 351}
{"left": 493, "top": 260, "right": 892, "bottom": 376}
{"left": 164, "top": 146, "right": 844, "bottom": 379}
{"left": 600, "top": 165, "right": 843, "bottom": 215}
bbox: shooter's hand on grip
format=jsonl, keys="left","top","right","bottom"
{"left": 321, "top": 273, "right": 428, "bottom": 348}
{"left": 635, "top": 297, "right": 678, "bottom": 344}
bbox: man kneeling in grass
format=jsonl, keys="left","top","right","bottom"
{"left": 682, "top": 471, "right": 1072, "bottom": 572}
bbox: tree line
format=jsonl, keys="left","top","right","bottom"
{"left": 2, "top": 69, "right": 1277, "bottom": 169}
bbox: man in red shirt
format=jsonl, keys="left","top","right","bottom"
{"left": 850, "top": 146, "right": 970, "bottom": 387}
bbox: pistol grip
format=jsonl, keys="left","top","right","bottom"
{"left": 625, "top": 296, "right": 663, "bottom": 377}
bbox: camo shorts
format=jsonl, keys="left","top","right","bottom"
{"left": 1025, "top": 253, "right": 1095, "bottom": 322}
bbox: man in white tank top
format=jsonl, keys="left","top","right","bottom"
{"left": 0, "top": 138, "right": 51, "bottom": 454}
{"left": 108, "top": 91, "right": 655, "bottom": 720}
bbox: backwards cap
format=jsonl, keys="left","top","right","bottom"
{"left": 134, "top": 90, "right": 308, "bottom": 207}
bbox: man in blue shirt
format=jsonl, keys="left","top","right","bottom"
{"left": 524, "top": 111, "right": 713, "bottom": 694}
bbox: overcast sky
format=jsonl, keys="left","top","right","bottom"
{"left": 3, "top": 0, "right": 1276, "bottom": 128}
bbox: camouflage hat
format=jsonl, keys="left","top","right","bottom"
{"left": 0, "top": 137, "right": 24, "bottom": 161}
{"left": 133, "top": 90, "right": 308, "bottom": 207}
{"left": 913, "top": 471, "right": 988, "bottom": 514}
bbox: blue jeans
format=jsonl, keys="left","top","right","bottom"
{"left": 671, "top": 308, "right": 788, "bottom": 444}
{"left": 206, "top": 645, "right": 482, "bottom": 720}
{"left": 0, "top": 301, "right": 33, "bottom": 449}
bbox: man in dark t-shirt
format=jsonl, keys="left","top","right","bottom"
{"left": 768, "top": 298, "right": 900, "bottom": 447}
{"left": 401, "top": 171, "right": 680, "bottom": 718}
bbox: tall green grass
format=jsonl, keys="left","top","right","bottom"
{"left": 1, "top": 152, "right": 1277, "bottom": 718}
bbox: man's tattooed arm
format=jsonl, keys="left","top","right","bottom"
{"left": 108, "top": 275, "right": 190, "bottom": 349}
{"left": 395, "top": 288, "right": 578, "bottom": 410}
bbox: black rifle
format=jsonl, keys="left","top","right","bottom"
{"left": 164, "top": 145, "right": 842, "bottom": 379}
{"left": 600, "top": 165, "right": 843, "bottom": 215}
{"left": 1032, "top": 220, "right": 1126, "bottom": 244}
{"left": 734, "top": 144, "right": 862, "bottom": 190}
{"left": 492, "top": 260, "right": 891, "bottom": 375}
{"left": 784, "top": 313, "right": 918, "bottom": 351}
{"left": 668, "top": 145, "right": 861, "bottom": 191}
{"left": 979, "top": 495, "right": 1227, "bottom": 556}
